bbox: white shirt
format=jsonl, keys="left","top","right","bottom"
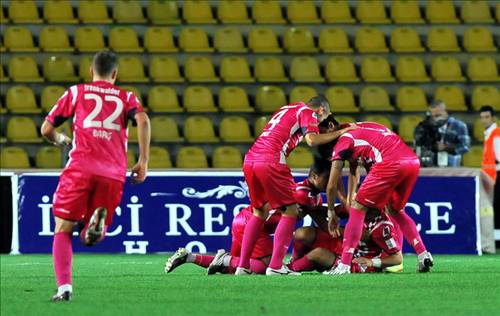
{"left": 484, "top": 123, "right": 500, "bottom": 170}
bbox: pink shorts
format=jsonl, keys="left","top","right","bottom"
{"left": 231, "top": 210, "right": 273, "bottom": 259}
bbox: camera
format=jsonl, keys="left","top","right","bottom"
{"left": 414, "top": 113, "right": 440, "bottom": 167}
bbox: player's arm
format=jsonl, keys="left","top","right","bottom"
{"left": 41, "top": 120, "right": 71, "bottom": 147}
{"left": 304, "top": 124, "right": 356, "bottom": 147}
{"left": 326, "top": 160, "right": 344, "bottom": 237}
{"left": 131, "top": 112, "right": 150, "bottom": 184}
{"left": 353, "top": 251, "right": 403, "bottom": 269}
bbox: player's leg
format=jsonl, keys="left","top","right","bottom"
{"left": 291, "top": 226, "right": 316, "bottom": 262}
{"left": 290, "top": 248, "right": 336, "bottom": 272}
{"left": 165, "top": 248, "right": 215, "bottom": 273}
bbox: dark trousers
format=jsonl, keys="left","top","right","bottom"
{"left": 495, "top": 171, "right": 500, "bottom": 230}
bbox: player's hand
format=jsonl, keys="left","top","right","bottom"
{"left": 327, "top": 212, "right": 341, "bottom": 238}
{"left": 437, "top": 141, "right": 446, "bottom": 151}
{"left": 131, "top": 160, "right": 148, "bottom": 184}
{"left": 353, "top": 257, "right": 373, "bottom": 268}
{"left": 54, "top": 133, "right": 72, "bottom": 147}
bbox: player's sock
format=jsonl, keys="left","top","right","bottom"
{"left": 269, "top": 215, "right": 297, "bottom": 270}
{"left": 291, "top": 240, "right": 308, "bottom": 262}
{"left": 340, "top": 207, "right": 366, "bottom": 265}
{"left": 237, "top": 215, "right": 265, "bottom": 269}
{"left": 288, "top": 256, "right": 314, "bottom": 272}
{"left": 229, "top": 257, "right": 267, "bottom": 274}
{"left": 391, "top": 210, "right": 427, "bottom": 255}
{"left": 52, "top": 232, "right": 73, "bottom": 289}
{"left": 189, "top": 255, "right": 214, "bottom": 268}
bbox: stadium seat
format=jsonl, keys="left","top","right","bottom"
{"left": 319, "top": 28, "right": 352, "bottom": 53}
{"left": 287, "top": 0, "right": 321, "bottom": 24}
{"left": 127, "top": 121, "right": 139, "bottom": 143}
{"left": 183, "top": 86, "right": 218, "bottom": 112}
{"left": 117, "top": 57, "right": 148, "bottom": 83}
{"left": 4, "top": 27, "right": 38, "bottom": 52}
{"left": 144, "top": 27, "right": 178, "bottom": 53}
{"left": 461, "top": 0, "right": 494, "bottom": 23}
{"left": 44, "top": 0, "right": 77, "bottom": 24}
{"left": 218, "top": 0, "right": 251, "bottom": 24}
{"left": 283, "top": 28, "right": 318, "bottom": 53}
{"left": 391, "top": 0, "right": 424, "bottom": 23}
{"left": 149, "top": 57, "right": 183, "bottom": 83}
{"left": 0, "top": 66, "right": 9, "bottom": 83}
{"left": 361, "top": 57, "right": 395, "bottom": 82}
{"left": 56, "top": 120, "right": 73, "bottom": 139}
{"left": 255, "top": 86, "right": 287, "bottom": 113}
{"left": 113, "top": 0, "right": 146, "bottom": 23}
{"left": 184, "top": 116, "right": 219, "bottom": 143}
{"left": 434, "top": 86, "right": 467, "bottom": 111}
{"left": 431, "top": 57, "right": 466, "bottom": 82}
{"left": 252, "top": 0, "right": 286, "bottom": 24}
{"left": 254, "top": 57, "right": 288, "bottom": 83}
{"left": 39, "top": 26, "right": 73, "bottom": 52}
{"left": 79, "top": 57, "right": 93, "bottom": 82}
{"left": 8, "top": 56, "right": 43, "bottom": 82}
{"left": 425, "top": 0, "right": 459, "bottom": 24}
{"left": 289, "top": 86, "right": 318, "bottom": 104}
{"left": 147, "top": 0, "right": 180, "bottom": 24}
{"left": 364, "top": 115, "right": 393, "bottom": 130}
{"left": 219, "top": 87, "right": 253, "bottom": 113}
{"left": 6, "top": 86, "right": 41, "bottom": 113}
{"left": 220, "top": 57, "right": 254, "bottom": 83}
{"left": 109, "top": 27, "right": 144, "bottom": 53}
{"left": 396, "top": 86, "right": 428, "bottom": 112}
{"left": 41, "top": 85, "right": 65, "bottom": 112}
{"left": 248, "top": 28, "right": 282, "bottom": 53}
{"left": 149, "top": 147, "right": 172, "bottom": 169}
{"left": 36, "top": 146, "right": 62, "bottom": 169}
{"left": 334, "top": 115, "right": 357, "bottom": 124}
{"left": 427, "top": 27, "right": 460, "bottom": 52}
{"left": 78, "top": 0, "right": 112, "bottom": 23}
{"left": 360, "top": 86, "right": 394, "bottom": 111}
{"left": 183, "top": 0, "right": 217, "bottom": 24}
{"left": 462, "top": 146, "right": 482, "bottom": 168}
{"left": 8, "top": 0, "right": 42, "bottom": 23}
{"left": 355, "top": 27, "right": 389, "bottom": 53}
{"left": 184, "top": 57, "right": 219, "bottom": 82}
{"left": 467, "top": 57, "right": 500, "bottom": 82}
{"left": 497, "top": 3, "right": 500, "bottom": 22}
{"left": 214, "top": 28, "right": 247, "bottom": 53}
{"left": 212, "top": 146, "right": 243, "bottom": 168}
{"left": 396, "top": 57, "right": 431, "bottom": 82}
{"left": 399, "top": 115, "right": 424, "bottom": 142}
{"left": 75, "top": 27, "right": 105, "bottom": 52}
{"left": 7, "top": 116, "right": 41, "bottom": 143}
{"left": 326, "top": 57, "right": 359, "bottom": 83}
{"left": 325, "top": 87, "right": 359, "bottom": 113}
{"left": 148, "top": 86, "right": 183, "bottom": 113}
{"left": 0, "top": 147, "right": 30, "bottom": 169}
{"left": 176, "top": 146, "right": 208, "bottom": 169}
{"left": 219, "top": 116, "right": 254, "bottom": 143}
{"left": 120, "top": 86, "right": 143, "bottom": 104}
{"left": 254, "top": 116, "right": 270, "bottom": 136}
{"left": 390, "top": 27, "right": 425, "bottom": 53}
{"left": 472, "top": 118, "right": 484, "bottom": 142}
{"left": 471, "top": 86, "right": 500, "bottom": 111}
{"left": 463, "top": 27, "right": 497, "bottom": 52}
{"left": 151, "top": 116, "right": 183, "bottom": 142}
{"left": 290, "top": 57, "right": 324, "bottom": 83}
{"left": 127, "top": 149, "right": 136, "bottom": 168}
{"left": 287, "top": 147, "right": 314, "bottom": 169}
{"left": 356, "top": 0, "right": 390, "bottom": 24}
{"left": 321, "top": 0, "right": 355, "bottom": 23}
{"left": 44, "top": 56, "right": 78, "bottom": 82}
{"left": 179, "top": 28, "right": 213, "bottom": 52}
{"left": 0, "top": 6, "right": 8, "bottom": 23}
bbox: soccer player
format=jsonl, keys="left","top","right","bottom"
{"left": 41, "top": 50, "right": 150, "bottom": 301}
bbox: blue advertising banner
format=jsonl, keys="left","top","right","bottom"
{"left": 14, "top": 171, "right": 480, "bottom": 255}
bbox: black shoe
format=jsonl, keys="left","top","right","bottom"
{"left": 84, "top": 207, "right": 107, "bottom": 246}
{"left": 417, "top": 251, "right": 434, "bottom": 273}
{"left": 164, "top": 248, "right": 189, "bottom": 273}
{"left": 52, "top": 291, "right": 72, "bottom": 302}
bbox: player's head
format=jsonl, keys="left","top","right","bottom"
{"left": 91, "top": 50, "right": 118, "bottom": 83}
{"left": 308, "top": 156, "right": 332, "bottom": 192}
{"left": 429, "top": 99, "right": 448, "bottom": 125}
{"left": 306, "top": 95, "right": 331, "bottom": 123}
{"left": 479, "top": 105, "right": 495, "bottom": 129}
{"left": 318, "top": 114, "right": 339, "bottom": 133}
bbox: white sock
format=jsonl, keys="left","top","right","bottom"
{"left": 223, "top": 255, "right": 231, "bottom": 267}
{"left": 58, "top": 284, "right": 72, "bottom": 294}
{"left": 186, "top": 253, "right": 196, "bottom": 263}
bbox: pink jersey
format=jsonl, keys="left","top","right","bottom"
{"left": 294, "top": 179, "right": 323, "bottom": 208}
{"left": 46, "top": 81, "right": 144, "bottom": 183}
{"left": 245, "top": 103, "right": 319, "bottom": 164}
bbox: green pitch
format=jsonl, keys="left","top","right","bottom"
{"left": 1, "top": 254, "right": 500, "bottom": 316}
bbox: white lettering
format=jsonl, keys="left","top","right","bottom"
{"left": 84, "top": 85, "right": 120, "bottom": 95}
{"left": 106, "top": 206, "right": 122, "bottom": 237}
{"left": 233, "top": 204, "right": 249, "bottom": 217}
{"left": 405, "top": 203, "right": 421, "bottom": 232}
{"left": 127, "top": 196, "right": 143, "bottom": 236}
{"left": 199, "top": 204, "right": 230, "bottom": 236}
{"left": 425, "top": 202, "right": 456, "bottom": 234}
{"left": 185, "top": 241, "right": 207, "bottom": 254}
{"left": 123, "top": 241, "right": 149, "bottom": 254}
{"left": 38, "top": 195, "right": 53, "bottom": 236}
{"left": 165, "top": 204, "right": 197, "bottom": 236}
{"left": 92, "top": 129, "right": 112, "bottom": 141}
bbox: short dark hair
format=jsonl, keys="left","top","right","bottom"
{"left": 318, "top": 114, "right": 339, "bottom": 130}
{"left": 92, "top": 50, "right": 118, "bottom": 77}
{"left": 307, "top": 95, "right": 330, "bottom": 112}
{"left": 479, "top": 105, "right": 494, "bottom": 116}
{"left": 309, "top": 156, "right": 332, "bottom": 177}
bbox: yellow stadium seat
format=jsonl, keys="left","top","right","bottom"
{"left": 427, "top": 27, "right": 460, "bottom": 52}
{"left": 6, "top": 86, "right": 40, "bottom": 113}
{"left": 1, "top": 37, "right": 5, "bottom": 53}
{"left": 472, "top": 118, "right": 484, "bottom": 142}
{"left": 4, "top": 27, "right": 38, "bottom": 52}
{"left": 289, "top": 86, "right": 318, "bottom": 104}
{"left": 364, "top": 115, "right": 393, "bottom": 130}
{"left": 214, "top": 28, "right": 247, "bottom": 53}
{"left": 212, "top": 146, "right": 243, "bottom": 168}
{"left": 462, "top": 146, "right": 483, "bottom": 168}
{"left": 334, "top": 115, "right": 357, "bottom": 124}
{"left": 390, "top": 27, "right": 425, "bottom": 53}
{"left": 75, "top": 27, "right": 105, "bottom": 52}
{"left": 326, "top": 57, "right": 360, "bottom": 83}
{"left": 360, "top": 87, "right": 394, "bottom": 111}
{"left": 472, "top": 86, "right": 500, "bottom": 111}
{"left": 79, "top": 57, "right": 93, "bottom": 82}
{"left": 184, "top": 57, "right": 219, "bottom": 82}
{"left": 41, "top": 85, "right": 65, "bottom": 112}
{"left": 252, "top": 0, "right": 286, "bottom": 24}
{"left": 144, "top": 27, "right": 178, "bottom": 53}
{"left": 355, "top": 27, "right": 389, "bottom": 53}
{"left": 356, "top": 0, "right": 390, "bottom": 24}
{"left": 468, "top": 57, "right": 500, "bottom": 82}
{"left": 184, "top": 116, "right": 219, "bottom": 143}
{"left": 287, "top": 0, "right": 321, "bottom": 24}
{"left": 463, "top": 27, "right": 497, "bottom": 52}
{"left": 9, "top": 56, "right": 43, "bottom": 82}
{"left": 183, "top": 0, "right": 217, "bottom": 24}
{"left": 391, "top": 0, "right": 424, "bottom": 24}
{"left": 255, "top": 86, "right": 287, "bottom": 113}
{"left": 399, "top": 115, "right": 424, "bottom": 142}
{"left": 127, "top": 149, "right": 136, "bottom": 168}
{"left": 319, "top": 28, "right": 352, "bottom": 53}
{"left": 117, "top": 57, "right": 148, "bottom": 83}
{"left": 461, "top": 0, "right": 494, "bottom": 23}
{"left": 176, "top": 147, "right": 208, "bottom": 169}
{"left": 147, "top": 0, "right": 180, "bottom": 24}
{"left": 434, "top": 86, "right": 467, "bottom": 111}
{"left": 287, "top": 147, "right": 314, "bottom": 169}
{"left": 248, "top": 28, "right": 282, "bottom": 53}
{"left": 219, "top": 87, "right": 254, "bottom": 113}
{"left": 9, "top": 0, "right": 42, "bottom": 23}
{"left": 218, "top": 0, "right": 251, "bottom": 24}
{"left": 120, "top": 86, "right": 143, "bottom": 105}
{"left": 431, "top": 57, "right": 465, "bottom": 82}
{"left": 0, "top": 66, "right": 9, "bottom": 83}
{"left": 149, "top": 147, "right": 172, "bottom": 169}
{"left": 361, "top": 57, "right": 395, "bottom": 82}
{"left": 78, "top": 0, "right": 112, "bottom": 23}
{"left": 109, "top": 27, "right": 144, "bottom": 53}
{"left": 7, "top": 117, "right": 41, "bottom": 143}
{"left": 127, "top": 122, "right": 139, "bottom": 143}
{"left": 290, "top": 57, "right": 324, "bottom": 83}
{"left": 220, "top": 57, "right": 254, "bottom": 83}
{"left": 396, "top": 87, "right": 428, "bottom": 112}
{"left": 179, "top": 28, "right": 213, "bottom": 52}
{"left": 113, "top": 0, "right": 146, "bottom": 23}
{"left": 254, "top": 116, "right": 270, "bottom": 136}
{"left": 254, "top": 57, "right": 288, "bottom": 83}
{"left": 325, "top": 87, "right": 359, "bottom": 113}
{"left": 151, "top": 116, "right": 183, "bottom": 142}
{"left": 497, "top": 3, "right": 500, "bottom": 22}
{"left": 183, "top": 86, "right": 218, "bottom": 112}
{"left": 149, "top": 56, "right": 183, "bottom": 83}
{"left": 148, "top": 86, "right": 182, "bottom": 113}
{"left": 44, "top": 56, "right": 78, "bottom": 82}
{"left": 39, "top": 26, "right": 73, "bottom": 52}
{"left": 0, "top": 147, "right": 30, "bottom": 169}
{"left": 426, "top": 0, "right": 459, "bottom": 24}
{"left": 321, "top": 0, "right": 355, "bottom": 23}
{"left": 44, "top": 0, "right": 77, "bottom": 24}
{"left": 283, "top": 28, "right": 318, "bottom": 53}
{"left": 219, "top": 116, "right": 254, "bottom": 143}
{"left": 36, "top": 146, "right": 62, "bottom": 169}
{"left": 396, "top": 57, "right": 431, "bottom": 82}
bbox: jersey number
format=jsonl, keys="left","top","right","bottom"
{"left": 83, "top": 93, "right": 123, "bottom": 131}
{"left": 265, "top": 109, "right": 288, "bottom": 134}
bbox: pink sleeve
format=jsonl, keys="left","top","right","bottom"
{"left": 45, "top": 86, "right": 76, "bottom": 127}
{"left": 371, "top": 224, "right": 400, "bottom": 255}
{"left": 298, "top": 108, "right": 319, "bottom": 135}
{"left": 331, "top": 137, "right": 354, "bottom": 161}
